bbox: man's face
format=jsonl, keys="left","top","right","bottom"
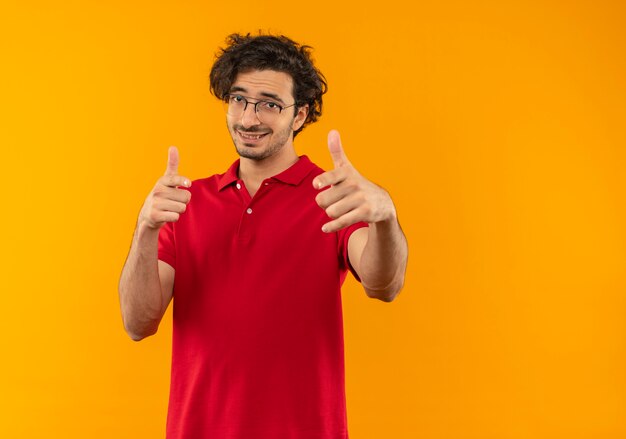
{"left": 225, "top": 70, "right": 307, "bottom": 161}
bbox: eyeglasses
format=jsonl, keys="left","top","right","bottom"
{"left": 222, "top": 93, "right": 297, "bottom": 123}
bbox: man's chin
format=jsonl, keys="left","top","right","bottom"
{"left": 236, "top": 145, "right": 271, "bottom": 161}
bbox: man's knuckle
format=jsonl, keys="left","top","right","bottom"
{"left": 346, "top": 181, "right": 358, "bottom": 192}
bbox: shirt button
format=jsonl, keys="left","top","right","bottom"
{"left": 264, "top": 182, "right": 269, "bottom": 186}
{"left": 236, "top": 183, "right": 241, "bottom": 189}
{"left": 246, "top": 208, "right": 253, "bottom": 214}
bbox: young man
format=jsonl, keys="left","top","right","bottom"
{"left": 119, "top": 33, "right": 408, "bottom": 439}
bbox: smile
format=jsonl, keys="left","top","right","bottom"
{"left": 237, "top": 130, "right": 269, "bottom": 141}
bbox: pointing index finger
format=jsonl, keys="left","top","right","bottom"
{"left": 312, "top": 168, "right": 346, "bottom": 190}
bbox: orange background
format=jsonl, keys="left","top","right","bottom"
{"left": 2, "top": 1, "right": 626, "bottom": 437}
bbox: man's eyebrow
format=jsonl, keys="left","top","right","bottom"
{"left": 259, "top": 92, "right": 286, "bottom": 105}
{"left": 229, "top": 86, "right": 247, "bottom": 94}
{"left": 228, "top": 86, "right": 287, "bottom": 105}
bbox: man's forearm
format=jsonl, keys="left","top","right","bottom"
{"left": 311, "top": 131, "right": 408, "bottom": 302}
{"left": 119, "top": 147, "right": 190, "bottom": 341}
{"left": 118, "top": 224, "right": 165, "bottom": 340}
{"left": 359, "top": 216, "right": 408, "bottom": 302}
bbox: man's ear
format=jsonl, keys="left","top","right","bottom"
{"left": 292, "top": 105, "right": 309, "bottom": 132}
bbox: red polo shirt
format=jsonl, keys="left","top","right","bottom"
{"left": 158, "top": 155, "right": 367, "bottom": 439}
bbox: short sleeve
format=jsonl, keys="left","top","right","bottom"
{"left": 158, "top": 221, "right": 176, "bottom": 269}
{"left": 337, "top": 221, "right": 369, "bottom": 282}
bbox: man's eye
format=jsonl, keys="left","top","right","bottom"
{"left": 230, "top": 95, "right": 244, "bottom": 103}
{"left": 262, "top": 101, "right": 280, "bottom": 110}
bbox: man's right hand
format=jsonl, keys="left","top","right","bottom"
{"left": 138, "top": 146, "right": 192, "bottom": 230}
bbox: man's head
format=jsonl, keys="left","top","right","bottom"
{"left": 210, "top": 33, "right": 327, "bottom": 149}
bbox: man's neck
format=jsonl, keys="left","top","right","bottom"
{"left": 238, "top": 148, "right": 299, "bottom": 197}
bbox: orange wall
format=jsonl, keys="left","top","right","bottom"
{"left": 2, "top": 1, "right": 625, "bottom": 437}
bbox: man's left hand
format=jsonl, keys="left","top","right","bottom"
{"left": 313, "top": 130, "right": 397, "bottom": 233}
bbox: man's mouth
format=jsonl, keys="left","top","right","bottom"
{"left": 237, "top": 130, "right": 269, "bottom": 141}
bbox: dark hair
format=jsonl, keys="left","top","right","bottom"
{"left": 209, "top": 33, "right": 327, "bottom": 137}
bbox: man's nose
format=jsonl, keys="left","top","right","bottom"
{"left": 240, "top": 102, "right": 261, "bottom": 128}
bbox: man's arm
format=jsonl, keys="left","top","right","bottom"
{"left": 119, "top": 227, "right": 175, "bottom": 341}
{"left": 313, "top": 130, "right": 408, "bottom": 302}
{"left": 118, "top": 147, "right": 191, "bottom": 340}
{"left": 347, "top": 219, "right": 407, "bottom": 302}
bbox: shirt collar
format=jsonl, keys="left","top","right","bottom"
{"left": 217, "top": 159, "right": 240, "bottom": 191}
{"left": 217, "top": 155, "right": 315, "bottom": 191}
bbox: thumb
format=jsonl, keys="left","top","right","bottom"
{"left": 328, "top": 130, "right": 350, "bottom": 168}
{"left": 165, "top": 146, "right": 179, "bottom": 176}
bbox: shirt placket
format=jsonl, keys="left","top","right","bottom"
{"left": 235, "top": 179, "right": 273, "bottom": 243}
